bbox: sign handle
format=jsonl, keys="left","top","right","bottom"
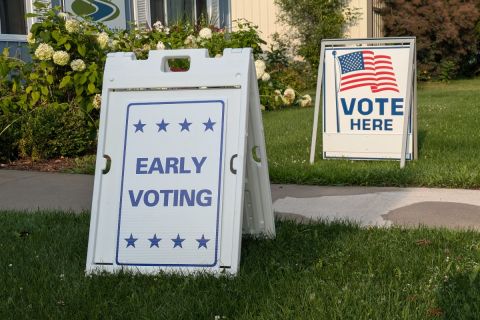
{"left": 230, "top": 154, "right": 238, "bottom": 174}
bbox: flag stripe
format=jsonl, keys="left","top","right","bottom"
{"left": 340, "top": 70, "right": 395, "bottom": 81}
{"left": 342, "top": 76, "right": 398, "bottom": 86}
{"left": 340, "top": 83, "right": 378, "bottom": 91}
{"left": 374, "top": 60, "right": 392, "bottom": 65}
{"left": 372, "top": 87, "right": 400, "bottom": 93}
{"left": 376, "top": 76, "right": 397, "bottom": 82}
{"left": 375, "top": 66, "right": 394, "bottom": 70}
{"left": 373, "top": 82, "right": 397, "bottom": 87}
{"left": 342, "top": 77, "right": 378, "bottom": 85}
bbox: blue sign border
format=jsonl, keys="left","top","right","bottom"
{"left": 115, "top": 100, "right": 225, "bottom": 268}
{"left": 323, "top": 45, "right": 414, "bottom": 160}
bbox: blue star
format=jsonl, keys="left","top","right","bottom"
{"left": 156, "top": 119, "right": 169, "bottom": 132}
{"left": 196, "top": 234, "right": 210, "bottom": 249}
{"left": 172, "top": 234, "right": 185, "bottom": 248}
{"left": 133, "top": 120, "right": 146, "bottom": 133}
{"left": 148, "top": 234, "right": 162, "bottom": 248}
{"left": 203, "top": 118, "right": 216, "bottom": 131}
{"left": 179, "top": 118, "right": 192, "bottom": 132}
{"left": 125, "top": 233, "right": 138, "bottom": 248}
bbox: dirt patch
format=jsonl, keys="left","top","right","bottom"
{"left": 0, "top": 157, "right": 78, "bottom": 173}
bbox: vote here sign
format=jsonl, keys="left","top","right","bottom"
{"left": 322, "top": 44, "right": 415, "bottom": 160}
{"left": 116, "top": 100, "right": 225, "bottom": 267}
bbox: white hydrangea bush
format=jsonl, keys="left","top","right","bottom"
{"left": 70, "top": 59, "right": 86, "bottom": 72}
{"left": 52, "top": 51, "right": 70, "bottom": 66}
{"left": 34, "top": 43, "right": 54, "bottom": 61}
{"left": 26, "top": 7, "right": 308, "bottom": 114}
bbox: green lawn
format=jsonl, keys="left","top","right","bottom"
{"left": 69, "top": 78, "right": 480, "bottom": 188}
{"left": 264, "top": 78, "right": 480, "bottom": 188}
{"left": 1, "top": 211, "right": 479, "bottom": 319}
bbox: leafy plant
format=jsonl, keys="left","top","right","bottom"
{"left": 0, "top": 48, "right": 29, "bottom": 114}
{"left": 380, "top": 0, "right": 480, "bottom": 80}
{"left": 274, "top": 0, "right": 358, "bottom": 68}
{"left": 26, "top": 1, "right": 107, "bottom": 124}
{"left": 0, "top": 1, "right": 310, "bottom": 160}
{"left": 18, "top": 105, "right": 96, "bottom": 160}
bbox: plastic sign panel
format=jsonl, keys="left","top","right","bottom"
{"left": 64, "top": 0, "right": 126, "bottom": 29}
{"left": 310, "top": 38, "right": 417, "bottom": 167}
{"left": 117, "top": 100, "right": 224, "bottom": 267}
{"left": 86, "top": 49, "right": 275, "bottom": 276}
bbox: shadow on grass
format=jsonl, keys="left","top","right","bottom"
{"left": 437, "top": 271, "right": 480, "bottom": 319}
{"left": 241, "top": 219, "right": 361, "bottom": 274}
{"left": 418, "top": 129, "right": 428, "bottom": 154}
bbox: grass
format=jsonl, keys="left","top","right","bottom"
{"left": 67, "top": 78, "right": 480, "bottom": 188}
{"left": 264, "top": 78, "right": 480, "bottom": 188}
{"left": 60, "top": 154, "right": 96, "bottom": 174}
{"left": 1, "top": 211, "right": 480, "bottom": 319}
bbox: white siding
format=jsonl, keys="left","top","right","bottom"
{"left": 372, "top": 0, "right": 385, "bottom": 38}
{"left": 231, "top": 0, "right": 287, "bottom": 46}
{"left": 344, "top": 0, "right": 370, "bottom": 38}
{"left": 231, "top": 0, "right": 381, "bottom": 45}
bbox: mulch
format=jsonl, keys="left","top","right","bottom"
{"left": 0, "top": 157, "right": 77, "bottom": 172}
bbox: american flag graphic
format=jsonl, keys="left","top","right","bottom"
{"left": 337, "top": 50, "right": 399, "bottom": 93}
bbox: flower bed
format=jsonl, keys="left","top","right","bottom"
{"left": 0, "top": 2, "right": 314, "bottom": 161}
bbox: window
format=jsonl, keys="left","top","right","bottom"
{"left": 0, "top": 0, "right": 27, "bottom": 35}
{"left": 146, "top": 0, "right": 230, "bottom": 28}
{"left": 150, "top": 0, "right": 208, "bottom": 26}
{"left": 0, "top": 0, "right": 48, "bottom": 40}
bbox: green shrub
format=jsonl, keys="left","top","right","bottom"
{"left": 0, "top": 49, "right": 27, "bottom": 162}
{"left": 380, "top": 0, "right": 480, "bottom": 80}
{"left": 26, "top": 1, "right": 107, "bottom": 123}
{"left": 0, "top": 114, "right": 22, "bottom": 162}
{"left": 0, "top": 48, "right": 28, "bottom": 113}
{"left": 25, "top": 3, "right": 300, "bottom": 116}
{"left": 274, "top": 0, "right": 357, "bottom": 68}
{"left": 257, "top": 35, "right": 315, "bottom": 110}
{"left": 1, "top": 2, "right": 312, "bottom": 160}
{"left": 273, "top": 62, "right": 316, "bottom": 93}
{"left": 19, "top": 105, "right": 96, "bottom": 160}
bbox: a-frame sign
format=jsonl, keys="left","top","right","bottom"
{"left": 86, "top": 48, "right": 275, "bottom": 275}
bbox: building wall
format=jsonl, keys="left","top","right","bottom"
{"left": 230, "top": 0, "right": 287, "bottom": 45}
{"left": 230, "top": 0, "right": 378, "bottom": 45}
{"left": 344, "top": 0, "right": 370, "bottom": 39}
{"left": 371, "top": 0, "right": 385, "bottom": 38}
{"left": 0, "top": 39, "right": 30, "bottom": 61}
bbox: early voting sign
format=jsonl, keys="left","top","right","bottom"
{"left": 310, "top": 38, "right": 417, "bottom": 168}
{"left": 86, "top": 49, "right": 275, "bottom": 275}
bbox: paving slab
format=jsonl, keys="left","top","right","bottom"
{"left": 0, "top": 170, "right": 93, "bottom": 212}
{"left": 272, "top": 184, "right": 480, "bottom": 230}
{"left": 1, "top": 170, "right": 480, "bottom": 230}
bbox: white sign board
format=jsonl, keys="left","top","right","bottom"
{"left": 64, "top": 0, "right": 126, "bottom": 29}
{"left": 86, "top": 49, "right": 275, "bottom": 275}
{"left": 310, "top": 38, "right": 417, "bottom": 167}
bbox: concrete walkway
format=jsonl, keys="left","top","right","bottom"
{"left": 1, "top": 169, "right": 480, "bottom": 230}
{"left": 0, "top": 170, "right": 93, "bottom": 213}
{"left": 272, "top": 185, "right": 480, "bottom": 230}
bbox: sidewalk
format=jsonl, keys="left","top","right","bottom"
{"left": 1, "top": 169, "right": 480, "bottom": 230}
